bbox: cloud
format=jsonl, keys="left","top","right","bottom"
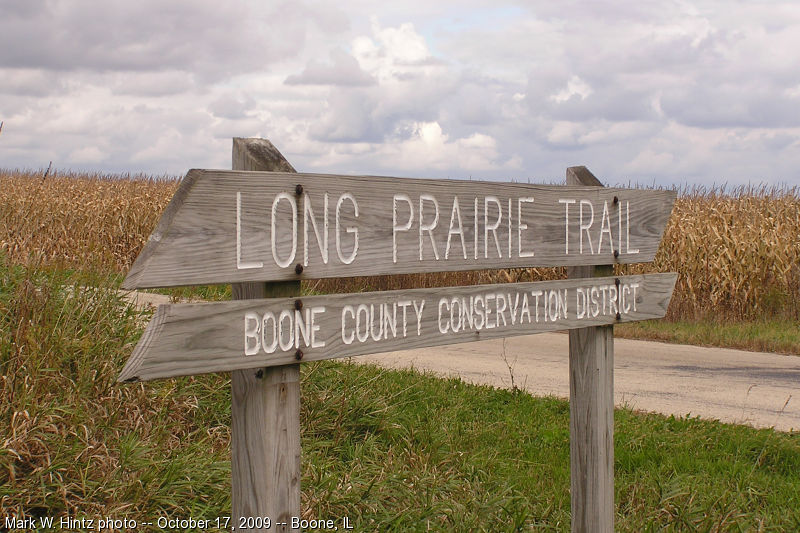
{"left": 1, "top": 1, "right": 800, "bottom": 187}
{"left": 0, "top": 0, "right": 345, "bottom": 80}
{"left": 304, "top": 20, "right": 458, "bottom": 144}
{"left": 285, "top": 48, "right": 375, "bottom": 86}
{"left": 660, "top": 84, "right": 800, "bottom": 128}
{"left": 68, "top": 146, "right": 106, "bottom": 165}
{"left": 550, "top": 75, "right": 593, "bottom": 103}
{"left": 308, "top": 89, "right": 383, "bottom": 142}
{"left": 352, "top": 19, "right": 445, "bottom": 82}
{"left": 208, "top": 93, "right": 257, "bottom": 120}
{"left": 0, "top": 68, "right": 66, "bottom": 96}
{"left": 306, "top": 121, "right": 514, "bottom": 175}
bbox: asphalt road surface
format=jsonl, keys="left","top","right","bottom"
{"left": 358, "top": 333, "right": 799, "bottom": 432}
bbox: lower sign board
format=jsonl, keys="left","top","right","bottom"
{"left": 119, "top": 273, "right": 676, "bottom": 382}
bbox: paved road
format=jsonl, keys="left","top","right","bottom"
{"left": 122, "top": 291, "right": 798, "bottom": 432}
{"left": 359, "top": 333, "right": 799, "bottom": 432}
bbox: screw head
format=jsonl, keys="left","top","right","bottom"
{"left": 613, "top": 196, "right": 619, "bottom": 204}
{"left": 295, "top": 263, "right": 304, "bottom": 274}
{"left": 294, "top": 299, "right": 303, "bottom": 310}
{"left": 295, "top": 349, "right": 304, "bottom": 360}
{"left": 255, "top": 369, "right": 264, "bottom": 379}
{"left": 613, "top": 249, "right": 620, "bottom": 259}
{"left": 295, "top": 184, "right": 304, "bottom": 195}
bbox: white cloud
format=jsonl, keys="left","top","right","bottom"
{"left": 1, "top": 1, "right": 799, "bottom": 186}
{"left": 68, "top": 146, "right": 105, "bottom": 164}
{"left": 208, "top": 93, "right": 257, "bottom": 120}
{"left": 367, "top": 121, "right": 503, "bottom": 172}
{"left": 550, "top": 76, "right": 593, "bottom": 103}
{"left": 285, "top": 48, "right": 375, "bottom": 86}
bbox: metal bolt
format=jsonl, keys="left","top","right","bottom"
{"left": 294, "top": 299, "right": 303, "bottom": 310}
{"left": 616, "top": 312, "right": 621, "bottom": 320}
{"left": 613, "top": 250, "right": 619, "bottom": 259}
{"left": 295, "top": 263, "right": 304, "bottom": 274}
{"left": 613, "top": 196, "right": 619, "bottom": 204}
{"left": 295, "top": 349, "right": 304, "bottom": 361}
{"left": 255, "top": 369, "right": 264, "bottom": 379}
{"left": 295, "top": 184, "right": 303, "bottom": 196}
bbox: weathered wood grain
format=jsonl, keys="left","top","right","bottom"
{"left": 122, "top": 169, "right": 676, "bottom": 288}
{"left": 567, "top": 166, "right": 614, "bottom": 533}
{"left": 118, "top": 273, "right": 676, "bottom": 382}
{"left": 229, "top": 138, "right": 301, "bottom": 531}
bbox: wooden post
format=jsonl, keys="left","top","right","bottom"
{"left": 567, "top": 166, "right": 615, "bottom": 533}
{"left": 231, "top": 138, "right": 301, "bottom": 531}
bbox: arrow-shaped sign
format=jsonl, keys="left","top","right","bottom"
{"left": 123, "top": 170, "right": 676, "bottom": 289}
{"left": 119, "top": 273, "right": 676, "bottom": 382}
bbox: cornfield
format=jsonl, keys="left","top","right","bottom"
{"left": 2, "top": 169, "right": 798, "bottom": 321}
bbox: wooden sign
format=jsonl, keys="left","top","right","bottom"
{"left": 122, "top": 170, "right": 676, "bottom": 289}
{"left": 118, "top": 138, "right": 679, "bottom": 532}
{"left": 118, "top": 272, "right": 676, "bottom": 382}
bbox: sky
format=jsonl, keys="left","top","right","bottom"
{"left": 1, "top": 0, "right": 799, "bottom": 188}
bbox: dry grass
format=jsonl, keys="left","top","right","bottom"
{"left": 649, "top": 186, "right": 800, "bottom": 321}
{"left": 0, "top": 169, "right": 177, "bottom": 273}
{"left": 2, "top": 169, "right": 798, "bottom": 322}
{"left": 2, "top": 169, "right": 799, "bottom": 529}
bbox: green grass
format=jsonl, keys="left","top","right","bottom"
{"left": 2, "top": 257, "right": 799, "bottom": 531}
{"left": 617, "top": 318, "right": 800, "bottom": 355}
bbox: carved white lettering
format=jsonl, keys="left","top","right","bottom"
{"left": 398, "top": 300, "right": 412, "bottom": 337}
{"left": 520, "top": 293, "right": 531, "bottom": 323}
{"left": 294, "top": 309, "right": 312, "bottom": 349}
{"left": 484, "top": 196, "right": 502, "bottom": 258}
{"left": 237, "top": 192, "right": 263, "bottom": 270}
{"left": 559, "top": 199, "right": 575, "bottom": 254}
{"left": 445, "top": 197, "right": 467, "bottom": 260}
{"left": 342, "top": 305, "right": 355, "bottom": 345}
{"left": 383, "top": 303, "right": 397, "bottom": 340}
{"left": 355, "top": 304, "right": 369, "bottom": 343}
{"left": 336, "top": 193, "right": 359, "bottom": 264}
{"left": 597, "top": 200, "right": 613, "bottom": 254}
{"left": 412, "top": 300, "right": 425, "bottom": 336}
{"left": 393, "top": 195, "right": 413, "bottom": 263}
{"left": 271, "top": 192, "right": 298, "bottom": 268}
{"left": 303, "top": 193, "right": 329, "bottom": 266}
{"left": 438, "top": 299, "right": 450, "bottom": 334}
{"left": 278, "top": 309, "right": 294, "bottom": 351}
{"left": 244, "top": 312, "right": 260, "bottom": 355}
{"left": 419, "top": 194, "right": 440, "bottom": 260}
{"left": 518, "top": 197, "right": 535, "bottom": 258}
{"left": 473, "top": 197, "right": 479, "bottom": 260}
{"left": 579, "top": 199, "right": 594, "bottom": 255}
{"left": 495, "top": 292, "right": 507, "bottom": 328}
{"left": 531, "top": 290, "right": 542, "bottom": 322}
{"left": 262, "top": 312, "right": 277, "bottom": 353}
{"left": 626, "top": 201, "right": 640, "bottom": 254}
{"left": 310, "top": 306, "right": 325, "bottom": 348}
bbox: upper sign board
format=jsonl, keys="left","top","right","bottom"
{"left": 123, "top": 170, "right": 676, "bottom": 289}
